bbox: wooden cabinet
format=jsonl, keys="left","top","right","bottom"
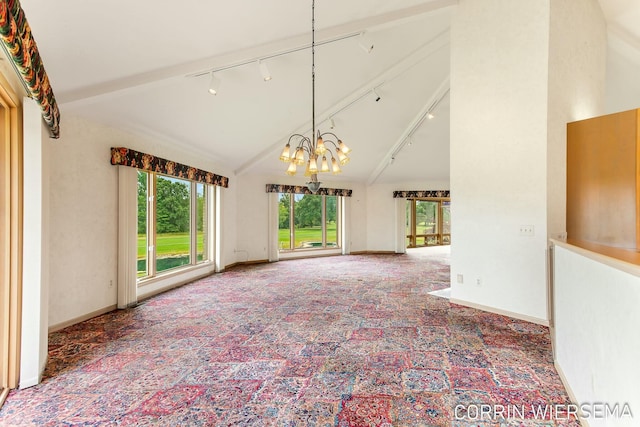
{"left": 567, "top": 109, "right": 640, "bottom": 250}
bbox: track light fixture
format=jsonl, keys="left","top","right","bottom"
{"left": 373, "top": 89, "right": 381, "bottom": 102}
{"left": 427, "top": 112, "right": 435, "bottom": 119}
{"left": 279, "top": 0, "right": 352, "bottom": 193}
{"left": 329, "top": 117, "right": 335, "bottom": 129}
{"left": 208, "top": 72, "right": 221, "bottom": 95}
{"left": 358, "top": 31, "right": 374, "bottom": 54}
{"left": 258, "top": 60, "right": 272, "bottom": 81}
{"left": 194, "top": 32, "right": 369, "bottom": 95}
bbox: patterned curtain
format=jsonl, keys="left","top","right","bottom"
{"left": 393, "top": 190, "right": 450, "bottom": 198}
{"left": 266, "top": 184, "right": 352, "bottom": 197}
{"left": 111, "top": 147, "right": 229, "bottom": 188}
{"left": 0, "top": 0, "right": 60, "bottom": 138}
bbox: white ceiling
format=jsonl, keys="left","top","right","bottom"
{"left": 17, "top": 0, "right": 640, "bottom": 185}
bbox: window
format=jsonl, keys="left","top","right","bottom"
{"left": 406, "top": 198, "right": 451, "bottom": 248}
{"left": 137, "top": 171, "right": 211, "bottom": 280}
{"left": 278, "top": 193, "right": 341, "bottom": 251}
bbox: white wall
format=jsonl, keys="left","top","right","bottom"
{"left": 20, "top": 98, "right": 49, "bottom": 388}
{"left": 605, "top": 35, "right": 640, "bottom": 114}
{"left": 234, "top": 175, "right": 271, "bottom": 263}
{"left": 220, "top": 177, "right": 237, "bottom": 270}
{"left": 553, "top": 243, "right": 640, "bottom": 427}
{"left": 547, "top": 0, "right": 606, "bottom": 241}
{"left": 48, "top": 116, "right": 121, "bottom": 326}
{"left": 346, "top": 182, "right": 367, "bottom": 253}
{"left": 449, "top": 0, "right": 605, "bottom": 323}
{"left": 47, "top": 114, "right": 234, "bottom": 328}
{"left": 450, "top": 0, "right": 552, "bottom": 322}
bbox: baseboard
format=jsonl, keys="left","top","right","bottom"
{"left": 49, "top": 304, "right": 117, "bottom": 333}
{"left": 554, "top": 361, "right": 590, "bottom": 427}
{"left": 350, "top": 250, "right": 398, "bottom": 255}
{"left": 19, "top": 375, "right": 40, "bottom": 390}
{"left": 449, "top": 298, "right": 549, "bottom": 326}
{"left": 224, "top": 259, "right": 269, "bottom": 270}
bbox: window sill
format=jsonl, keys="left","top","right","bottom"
{"left": 136, "top": 261, "right": 216, "bottom": 301}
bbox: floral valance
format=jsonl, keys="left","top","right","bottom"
{"left": 393, "top": 190, "right": 450, "bottom": 198}
{"left": 266, "top": 184, "right": 352, "bottom": 197}
{"left": 111, "top": 147, "right": 229, "bottom": 188}
{"left": 0, "top": 0, "right": 60, "bottom": 138}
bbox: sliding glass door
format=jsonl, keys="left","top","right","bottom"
{"left": 406, "top": 198, "right": 451, "bottom": 248}
{"left": 278, "top": 193, "right": 341, "bottom": 251}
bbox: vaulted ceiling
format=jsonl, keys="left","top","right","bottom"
{"left": 17, "top": 0, "right": 640, "bottom": 185}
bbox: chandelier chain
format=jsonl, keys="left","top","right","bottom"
{"left": 311, "top": 0, "right": 316, "bottom": 147}
{"left": 279, "top": 0, "right": 351, "bottom": 190}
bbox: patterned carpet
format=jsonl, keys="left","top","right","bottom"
{"left": 1, "top": 247, "right": 578, "bottom": 426}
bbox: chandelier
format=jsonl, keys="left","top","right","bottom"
{"left": 278, "top": 0, "right": 351, "bottom": 193}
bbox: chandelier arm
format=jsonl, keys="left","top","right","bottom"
{"left": 322, "top": 149, "right": 339, "bottom": 161}
{"left": 288, "top": 133, "right": 308, "bottom": 144}
{"left": 318, "top": 131, "right": 341, "bottom": 142}
{"left": 321, "top": 139, "right": 340, "bottom": 150}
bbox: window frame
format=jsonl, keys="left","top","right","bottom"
{"left": 137, "top": 170, "right": 214, "bottom": 284}
{"left": 406, "top": 197, "right": 451, "bottom": 248}
{"left": 278, "top": 192, "right": 342, "bottom": 252}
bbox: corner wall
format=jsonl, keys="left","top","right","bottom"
{"left": 46, "top": 116, "right": 450, "bottom": 327}
{"left": 449, "top": 0, "right": 605, "bottom": 322}
{"left": 46, "top": 114, "right": 235, "bottom": 328}
{"left": 450, "top": 0, "right": 551, "bottom": 322}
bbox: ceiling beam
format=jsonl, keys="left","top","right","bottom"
{"left": 233, "top": 29, "right": 451, "bottom": 176}
{"left": 58, "top": 0, "right": 458, "bottom": 106}
{"left": 367, "top": 76, "right": 450, "bottom": 185}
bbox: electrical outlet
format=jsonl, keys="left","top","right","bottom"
{"left": 457, "top": 274, "right": 464, "bottom": 284}
{"left": 109, "top": 280, "right": 113, "bottom": 288}
{"left": 519, "top": 225, "right": 535, "bottom": 236}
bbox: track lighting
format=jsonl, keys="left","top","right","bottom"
{"left": 427, "top": 112, "right": 435, "bottom": 119}
{"left": 208, "top": 72, "right": 221, "bottom": 95}
{"left": 258, "top": 60, "right": 272, "bottom": 82}
{"left": 373, "top": 89, "right": 381, "bottom": 102}
{"left": 194, "top": 30, "right": 377, "bottom": 96}
{"left": 329, "top": 117, "right": 335, "bottom": 129}
{"left": 358, "top": 31, "right": 374, "bottom": 54}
